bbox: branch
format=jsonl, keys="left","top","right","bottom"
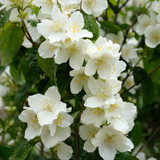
{"left": 135, "top": 126, "right": 160, "bottom": 156}
{"left": 121, "top": 64, "right": 160, "bottom": 96}
{"left": 76, "top": 100, "right": 83, "bottom": 160}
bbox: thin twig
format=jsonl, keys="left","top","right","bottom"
{"left": 76, "top": 100, "right": 83, "bottom": 160}
{"left": 135, "top": 126, "right": 160, "bottom": 156}
{"left": 118, "top": 0, "right": 130, "bottom": 12}
{"left": 121, "top": 64, "right": 160, "bottom": 96}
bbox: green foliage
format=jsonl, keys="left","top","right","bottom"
{"left": 0, "top": 145, "right": 13, "bottom": 160}
{"left": 14, "top": 84, "right": 29, "bottom": 112}
{"left": 115, "top": 152, "right": 138, "bottom": 160}
{"left": 37, "top": 55, "right": 55, "bottom": 77}
{"left": 0, "top": 8, "right": 14, "bottom": 28}
{"left": 20, "top": 48, "right": 41, "bottom": 85}
{"left": 82, "top": 12, "right": 99, "bottom": 41}
{"left": 131, "top": 121, "right": 143, "bottom": 147}
{"left": 8, "top": 140, "right": 33, "bottom": 160}
{"left": 99, "top": 21, "right": 121, "bottom": 33}
{"left": 0, "top": 22, "right": 24, "bottom": 65}
{"left": 133, "top": 67, "right": 154, "bottom": 105}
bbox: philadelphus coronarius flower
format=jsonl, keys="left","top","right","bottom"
{"left": 19, "top": 86, "right": 73, "bottom": 149}
{"left": 82, "top": 0, "right": 108, "bottom": 17}
{"left": 92, "top": 126, "right": 134, "bottom": 160}
{"left": 18, "top": 1, "right": 138, "bottom": 159}
{"left": 136, "top": 152, "right": 157, "bottom": 160}
{"left": 144, "top": 24, "right": 160, "bottom": 48}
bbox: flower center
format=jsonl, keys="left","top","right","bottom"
{"left": 51, "top": 20, "right": 62, "bottom": 32}
{"left": 90, "top": 108, "right": 103, "bottom": 116}
{"left": 108, "top": 104, "right": 118, "bottom": 112}
{"left": 46, "top": 0, "right": 53, "bottom": 6}
{"left": 43, "top": 99, "right": 55, "bottom": 112}
{"left": 96, "top": 87, "right": 107, "bottom": 99}
{"left": 55, "top": 114, "right": 65, "bottom": 125}
{"left": 69, "top": 22, "right": 81, "bottom": 33}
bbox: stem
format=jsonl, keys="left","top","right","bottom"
{"left": 118, "top": 0, "right": 130, "bottom": 12}
{"left": 114, "top": 0, "right": 120, "bottom": 23}
{"left": 40, "top": 142, "right": 44, "bottom": 156}
{"left": 122, "top": 49, "right": 150, "bottom": 86}
{"left": 135, "top": 126, "right": 160, "bottom": 156}
{"left": 22, "top": 21, "right": 37, "bottom": 47}
{"left": 76, "top": 101, "right": 83, "bottom": 160}
{"left": 121, "top": 64, "right": 160, "bottom": 96}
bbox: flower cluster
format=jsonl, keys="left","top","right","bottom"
{"left": 135, "top": 1, "right": 160, "bottom": 48}
{"left": 14, "top": 0, "right": 138, "bottom": 160}
{"left": 19, "top": 86, "right": 73, "bottom": 159}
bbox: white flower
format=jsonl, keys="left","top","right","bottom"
{"left": 19, "top": 107, "right": 42, "bottom": 140}
{"left": 106, "top": 31, "right": 124, "bottom": 45}
{"left": 38, "top": 40, "right": 60, "bottom": 58}
{"left": 104, "top": 94, "right": 137, "bottom": 132}
{"left": 41, "top": 111, "right": 73, "bottom": 148}
{"left": 70, "top": 67, "right": 89, "bottom": 94}
{"left": 79, "top": 124, "right": 99, "bottom": 152}
{"left": 144, "top": 24, "right": 160, "bottom": 48}
{"left": 41, "top": 125, "right": 71, "bottom": 148}
{"left": 85, "top": 37, "right": 121, "bottom": 60}
{"left": 32, "top": 0, "right": 57, "bottom": 15}
{"left": 81, "top": 107, "right": 105, "bottom": 127}
{"left": 59, "top": 0, "right": 80, "bottom": 14}
{"left": 82, "top": 0, "right": 108, "bottom": 17}
{"left": 27, "top": 86, "right": 69, "bottom": 126}
{"left": 84, "top": 37, "right": 125, "bottom": 79}
{"left": 121, "top": 44, "right": 138, "bottom": 63}
{"left": 65, "top": 11, "right": 93, "bottom": 42}
{"left": 54, "top": 142, "right": 73, "bottom": 160}
{"left": 84, "top": 78, "right": 121, "bottom": 108}
{"left": 135, "top": 14, "right": 155, "bottom": 35}
{"left": 0, "top": 0, "right": 13, "bottom": 10}
{"left": 152, "top": 1, "right": 160, "bottom": 14}
{"left": 54, "top": 40, "right": 87, "bottom": 69}
{"left": 37, "top": 6, "right": 68, "bottom": 44}
{"left": 92, "top": 126, "right": 134, "bottom": 160}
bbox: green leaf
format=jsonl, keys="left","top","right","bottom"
{"left": 0, "top": 8, "right": 15, "bottom": 28}
{"left": 0, "top": 145, "right": 13, "bottom": 160}
{"left": 99, "top": 21, "right": 121, "bottom": 34}
{"left": 20, "top": 48, "right": 41, "bottom": 84}
{"left": 119, "top": 23, "right": 130, "bottom": 30}
{"left": 133, "top": 67, "right": 146, "bottom": 84}
{"left": 14, "top": 84, "right": 29, "bottom": 112}
{"left": 133, "top": 67, "right": 154, "bottom": 105}
{"left": 82, "top": 12, "right": 99, "bottom": 41}
{"left": 132, "top": 121, "right": 143, "bottom": 147}
{"left": 109, "top": 0, "right": 117, "bottom": 6}
{"left": 8, "top": 140, "right": 33, "bottom": 160}
{"left": 0, "top": 22, "right": 24, "bottom": 65}
{"left": 37, "top": 55, "right": 55, "bottom": 77}
{"left": 115, "top": 152, "right": 138, "bottom": 160}
{"left": 10, "top": 63, "right": 20, "bottom": 83}
{"left": 0, "top": 118, "right": 5, "bottom": 132}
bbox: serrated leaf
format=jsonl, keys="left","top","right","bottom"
{"left": 8, "top": 140, "right": 33, "bottom": 160}
{"left": 82, "top": 12, "right": 99, "bottom": 41}
{"left": 0, "top": 22, "right": 24, "bottom": 65}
